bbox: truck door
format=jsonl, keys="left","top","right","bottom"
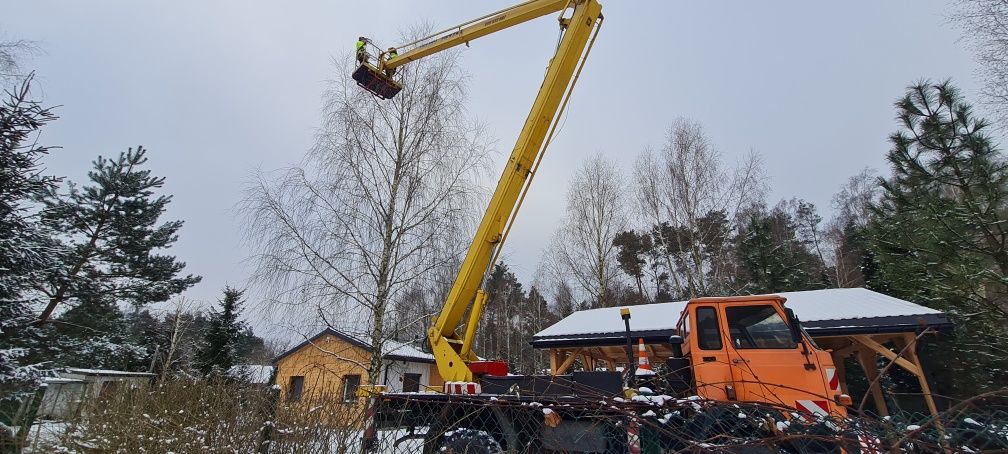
{"left": 721, "top": 303, "right": 832, "bottom": 416}
{"left": 688, "top": 306, "right": 732, "bottom": 401}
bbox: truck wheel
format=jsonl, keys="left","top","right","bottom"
{"left": 439, "top": 428, "right": 503, "bottom": 454}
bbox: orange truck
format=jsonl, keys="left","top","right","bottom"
{"left": 363, "top": 294, "right": 853, "bottom": 452}
{"left": 355, "top": 0, "right": 851, "bottom": 450}
{"left": 664, "top": 295, "right": 849, "bottom": 417}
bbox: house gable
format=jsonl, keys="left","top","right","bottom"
{"left": 273, "top": 329, "right": 443, "bottom": 400}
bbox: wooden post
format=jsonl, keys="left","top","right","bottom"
{"left": 895, "top": 333, "right": 941, "bottom": 418}
{"left": 580, "top": 353, "right": 595, "bottom": 372}
{"left": 853, "top": 335, "right": 921, "bottom": 376}
{"left": 549, "top": 349, "right": 560, "bottom": 375}
{"left": 856, "top": 348, "right": 889, "bottom": 417}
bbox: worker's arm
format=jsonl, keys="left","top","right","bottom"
{"left": 381, "top": 0, "right": 569, "bottom": 70}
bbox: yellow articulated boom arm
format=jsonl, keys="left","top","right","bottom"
{"left": 354, "top": 0, "right": 603, "bottom": 383}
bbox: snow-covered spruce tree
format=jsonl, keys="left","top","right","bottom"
{"left": 31, "top": 297, "right": 150, "bottom": 370}
{"left": 34, "top": 146, "right": 201, "bottom": 326}
{"left": 0, "top": 76, "right": 57, "bottom": 408}
{"left": 868, "top": 80, "right": 1008, "bottom": 395}
{"left": 196, "top": 286, "right": 246, "bottom": 376}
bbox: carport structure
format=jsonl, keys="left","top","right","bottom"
{"left": 530, "top": 288, "right": 953, "bottom": 417}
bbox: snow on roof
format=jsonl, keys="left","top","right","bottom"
{"left": 534, "top": 288, "right": 945, "bottom": 339}
{"left": 44, "top": 377, "right": 86, "bottom": 384}
{"left": 62, "top": 368, "right": 155, "bottom": 377}
{"left": 381, "top": 338, "right": 434, "bottom": 362}
{"left": 227, "top": 365, "right": 274, "bottom": 384}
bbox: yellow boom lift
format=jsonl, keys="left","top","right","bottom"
{"left": 354, "top": 0, "right": 603, "bottom": 383}
{"left": 355, "top": 2, "right": 856, "bottom": 451}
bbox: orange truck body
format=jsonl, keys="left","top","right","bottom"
{"left": 675, "top": 294, "right": 847, "bottom": 417}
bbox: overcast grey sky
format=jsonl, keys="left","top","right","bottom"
{"left": 4, "top": 1, "right": 982, "bottom": 323}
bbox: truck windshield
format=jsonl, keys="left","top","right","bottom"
{"left": 725, "top": 305, "right": 797, "bottom": 349}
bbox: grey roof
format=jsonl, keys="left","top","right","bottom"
{"left": 531, "top": 288, "right": 953, "bottom": 348}
{"left": 62, "top": 368, "right": 155, "bottom": 378}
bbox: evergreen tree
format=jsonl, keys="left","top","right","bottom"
{"left": 867, "top": 80, "right": 1008, "bottom": 394}
{"left": 733, "top": 204, "right": 824, "bottom": 294}
{"left": 35, "top": 146, "right": 201, "bottom": 324}
{"left": 0, "top": 76, "right": 56, "bottom": 404}
{"left": 552, "top": 280, "right": 579, "bottom": 318}
{"left": 234, "top": 326, "right": 272, "bottom": 364}
{"left": 517, "top": 285, "right": 555, "bottom": 373}
{"left": 612, "top": 230, "right": 653, "bottom": 299}
{"left": 196, "top": 287, "right": 247, "bottom": 376}
{"left": 478, "top": 263, "right": 525, "bottom": 361}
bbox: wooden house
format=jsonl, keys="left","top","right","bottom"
{"left": 273, "top": 329, "right": 443, "bottom": 412}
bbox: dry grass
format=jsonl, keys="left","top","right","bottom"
{"left": 26, "top": 378, "right": 367, "bottom": 454}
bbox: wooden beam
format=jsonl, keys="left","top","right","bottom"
{"left": 895, "top": 333, "right": 941, "bottom": 418}
{"left": 549, "top": 349, "right": 559, "bottom": 374}
{"left": 852, "top": 335, "right": 922, "bottom": 376}
{"left": 554, "top": 348, "right": 583, "bottom": 375}
{"left": 830, "top": 341, "right": 860, "bottom": 360}
{"left": 857, "top": 349, "right": 889, "bottom": 417}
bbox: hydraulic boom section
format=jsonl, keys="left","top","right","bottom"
{"left": 354, "top": 0, "right": 603, "bottom": 382}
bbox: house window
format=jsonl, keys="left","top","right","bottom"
{"left": 402, "top": 373, "right": 422, "bottom": 393}
{"left": 287, "top": 376, "right": 304, "bottom": 402}
{"left": 342, "top": 374, "right": 361, "bottom": 402}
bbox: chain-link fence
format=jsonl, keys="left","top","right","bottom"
{"left": 363, "top": 374, "right": 1008, "bottom": 453}
{"left": 6, "top": 375, "right": 1008, "bottom": 453}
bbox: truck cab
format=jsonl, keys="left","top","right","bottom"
{"left": 671, "top": 294, "right": 848, "bottom": 417}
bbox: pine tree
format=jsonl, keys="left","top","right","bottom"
{"left": 196, "top": 287, "right": 247, "bottom": 376}
{"left": 733, "top": 204, "right": 823, "bottom": 294}
{"left": 35, "top": 146, "right": 201, "bottom": 324}
{"left": 517, "top": 285, "right": 554, "bottom": 373}
{"left": 0, "top": 76, "right": 57, "bottom": 404}
{"left": 868, "top": 80, "right": 1008, "bottom": 394}
{"left": 478, "top": 263, "right": 525, "bottom": 361}
{"left": 612, "top": 230, "right": 653, "bottom": 299}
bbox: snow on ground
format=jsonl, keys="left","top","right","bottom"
{"left": 21, "top": 420, "right": 68, "bottom": 453}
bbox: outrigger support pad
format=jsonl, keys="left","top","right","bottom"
{"left": 352, "top": 63, "right": 402, "bottom": 99}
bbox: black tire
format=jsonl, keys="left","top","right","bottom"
{"left": 439, "top": 428, "right": 503, "bottom": 454}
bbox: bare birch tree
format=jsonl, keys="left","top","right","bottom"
{"left": 160, "top": 296, "right": 198, "bottom": 381}
{"left": 825, "top": 168, "right": 880, "bottom": 287}
{"left": 633, "top": 118, "right": 764, "bottom": 298}
{"left": 242, "top": 48, "right": 490, "bottom": 385}
{"left": 545, "top": 153, "right": 627, "bottom": 308}
{"left": 0, "top": 39, "right": 38, "bottom": 84}
{"left": 953, "top": 0, "right": 1008, "bottom": 127}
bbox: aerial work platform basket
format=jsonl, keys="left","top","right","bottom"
{"left": 352, "top": 63, "right": 402, "bottom": 99}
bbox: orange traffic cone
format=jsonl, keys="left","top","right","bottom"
{"left": 635, "top": 338, "right": 654, "bottom": 376}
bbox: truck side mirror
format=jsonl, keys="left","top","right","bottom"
{"left": 784, "top": 308, "right": 802, "bottom": 345}
{"left": 668, "top": 335, "right": 684, "bottom": 358}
